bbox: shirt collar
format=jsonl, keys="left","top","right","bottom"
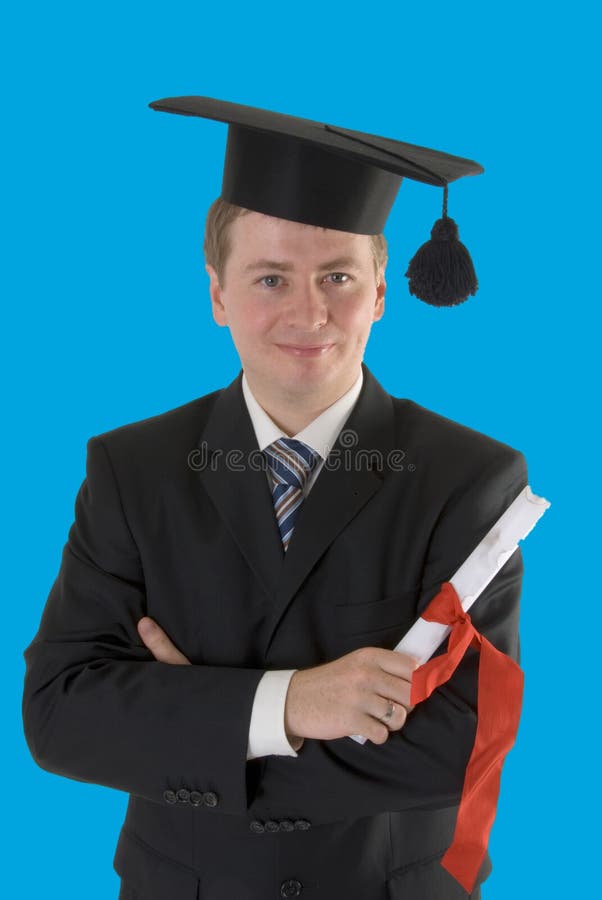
{"left": 241, "top": 368, "right": 364, "bottom": 460}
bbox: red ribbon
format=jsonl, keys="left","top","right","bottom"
{"left": 409, "top": 581, "right": 524, "bottom": 894}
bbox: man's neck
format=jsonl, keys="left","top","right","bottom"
{"left": 245, "top": 373, "right": 360, "bottom": 436}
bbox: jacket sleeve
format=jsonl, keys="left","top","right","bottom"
{"left": 22, "top": 436, "right": 266, "bottom": 813}
{"left": 247, "top": 447, "right": 529, "bottom": 825}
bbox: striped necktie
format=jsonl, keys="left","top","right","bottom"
{"left": 263, "top": 438, "right": 320, "bottom": 552}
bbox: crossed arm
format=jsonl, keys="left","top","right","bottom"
{"left": 137, "top": 616, "right": 417, "bottom": 747}
{"left": 23, "top": 433, "right": 527, "bottom": 826}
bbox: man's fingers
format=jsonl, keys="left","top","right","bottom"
{"left": 138, "top": 617, "right": 191, "bottom": 665}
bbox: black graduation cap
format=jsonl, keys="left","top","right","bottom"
{"left": 149, "top": 95, "right": 484, "bottom": 307}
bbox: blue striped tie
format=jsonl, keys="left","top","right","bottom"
{"left": 264, "top": 438, "right": 319, "bottom": 552}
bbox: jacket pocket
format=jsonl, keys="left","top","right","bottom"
{"left": 386, "top": 850, "right": 491, "bottom": 900}
{"left": 113, "top": 826, "right": 200, "bottom": 900}
{"left": 334, "top": 591, "right": 417, "bottom": 636}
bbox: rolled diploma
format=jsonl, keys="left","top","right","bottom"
{"left": 350, "top": 484, "right": 550, "bottom": 744}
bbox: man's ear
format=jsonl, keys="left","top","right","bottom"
{"left": 205, "top": 263, "right": 228, "bottom": 326}
{"left": 373, "top": 267, "right": 386, "bottom": 322}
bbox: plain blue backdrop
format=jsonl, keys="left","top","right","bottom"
{"left": 3, "top": 1, "right": 598, "bottom": 896}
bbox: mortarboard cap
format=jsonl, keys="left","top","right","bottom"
{"left": 149, "top": 95, "right": 484, "bottom": 307}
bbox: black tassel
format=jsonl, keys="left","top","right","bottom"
{"left": 405, "top": 185, "right": 478, "bottom": 307}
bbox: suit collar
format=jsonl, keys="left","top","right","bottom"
{"left": 195, "top": 363, "right": 396, "bottom": 641}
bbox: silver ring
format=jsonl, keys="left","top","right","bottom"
{"left": 382, "top": 701, "right": 395, "bottom": 721}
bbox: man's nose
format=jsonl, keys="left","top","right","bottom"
{"left": 284, "top": 282, "right": 329, "bottom": 329}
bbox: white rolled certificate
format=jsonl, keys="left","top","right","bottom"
{"left": 350, "top": 484, "right": 550, "bottom": 744}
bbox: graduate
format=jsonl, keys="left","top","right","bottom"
{"left": 22, "top": 94, "right": 529, "bottom": 899}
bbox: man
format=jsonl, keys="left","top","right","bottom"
{"left": 22, "top": 96, "right": 528, "bottom": 899}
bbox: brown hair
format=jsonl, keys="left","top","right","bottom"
{"left": 203, "top": 197, "right": 387, "bottom": 287}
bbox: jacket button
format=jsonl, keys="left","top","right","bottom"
{"left": 190, "top": 791, "right": 203, "bottom": 806}
{"left": 176, "top": 788, "right": 190, "bottom": 803}
{"left": 280, "top": 879, "right": 302, "bottom": 897}
{"left": 279, "top": 819, "right": 295, "bottom": 831}
{"left": 203, "top": 792, "right": 219, "bottom": 807}
{"left": 293, "top": 819, "right": 311, "bottom": 830}
{"left": 249, "top": 820, "right": 265, "bottom": 834}
{"left": 264, "top": 819, "right": 280, "bottom": 832}
{"left": 163, "top": 790, "right": 177, "bottom": 804}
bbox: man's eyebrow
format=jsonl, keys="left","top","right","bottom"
{"left": 242, "top": 256, "right": 362, "bottom": 274}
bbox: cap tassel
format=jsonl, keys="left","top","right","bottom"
{"left": 405, "top": 184, "right": 478, "bottom": 307}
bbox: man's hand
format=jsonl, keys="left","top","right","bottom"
{"left": 284, "top": 646, "right": 418, "bottom": 746}
{"left": 137, "top": 617, "right": 191, "bottom": 665}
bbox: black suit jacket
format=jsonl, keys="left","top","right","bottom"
{"left": 22, "top": 364, "right": 528, "bottom": 900}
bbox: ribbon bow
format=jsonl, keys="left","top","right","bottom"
{"left": 409, "top": 581, "right": 524, "bottom": 894}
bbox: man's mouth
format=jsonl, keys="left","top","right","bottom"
{"left": 276, "top": 343, "right": 335, "bottom": 357}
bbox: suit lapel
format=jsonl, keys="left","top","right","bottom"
{"left": 195, "top": 364, "right": 396, "bottom": 631}
{"left": 195, "top": 372, "right": 285, "bottom": 602}
{"left": 269, "top": 364, "right": 395, "bottom": 633}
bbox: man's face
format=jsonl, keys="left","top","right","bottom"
{"left": 206, "top": 211, "right": 386, "bottom": 406}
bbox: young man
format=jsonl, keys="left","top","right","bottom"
{"left": 23, "top": 96, "right": 528, "bottom": 899}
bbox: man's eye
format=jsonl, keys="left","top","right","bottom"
{"left": 259, "top": 275, "right": 282, "bottom": 288}
{"left": 327, "top": 273, "right": 350, "bottom": 283}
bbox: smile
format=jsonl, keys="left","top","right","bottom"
{"left": 276, "top": 343, "right": 335, "bottom": 357}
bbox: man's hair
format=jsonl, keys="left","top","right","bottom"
{"left": 203, "top": 197, "right": 388, "bottom": 288}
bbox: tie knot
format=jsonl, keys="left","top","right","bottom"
{"left": 264, "top": 438, "right": 319, "bottom": 490}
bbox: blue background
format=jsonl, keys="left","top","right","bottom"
{"left": 3, "top": 1, "right": 598, "bottom": 896}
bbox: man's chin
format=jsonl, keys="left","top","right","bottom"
{"left": 260, "top": 366, "right": 329, "bottom": 399}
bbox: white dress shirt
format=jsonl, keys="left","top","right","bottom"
{"left": 242, "top": 367, "right": 364, "bottom": 759}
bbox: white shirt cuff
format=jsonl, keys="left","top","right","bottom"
{"left": 246, "top": 670, "right": 305, "bottom": 759}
